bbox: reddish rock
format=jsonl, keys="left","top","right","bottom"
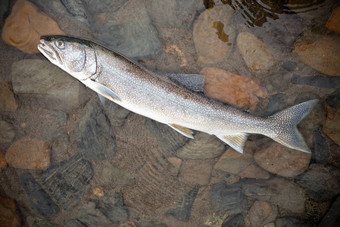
{"left": 0, "top": 151, "right": 7, "bottom": 171}
{"left": 0, "top": 81, "right": 18, "bottom": 112}
{"left": 167, "top": 157, "right": 182, "bottom": 177}
{"left": 5, "top": 137, "right": 50, "bottom": 170}
{"left": 249, "top": 201, "right": 277, "bottom": 227}
{"left": 2, "top": 0, "right": 64, "bottom": 54}
{"left": 201, "top": 67, "right": 267, "bottom": 110}
{"left": 179, "top": 159, "right": 214, "bottom": 185}
{"left": 326, "top": 7, "right": 340, "bottom": 34}
{"left": 0, "top": 195, "right": 20, "bottom": 227}
{"left": 323, "top": 109, "right": 340, "bottom": 145}
{"left": 254, "top": 142, "right": 311, "bottom": 178}
{"left": 238, "top": 164, "right": 270, "bottom": 179}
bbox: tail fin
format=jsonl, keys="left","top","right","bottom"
{"left": 267, "top": 99, "right": 318, "bottom": 153}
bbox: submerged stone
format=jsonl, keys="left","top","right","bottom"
{"left": 77, "top": 201, "right": 112, "bottom": 226}
{"left": 222, "top": 214, "right": 244, "bottom": 227}
{"left": 0, "top": 81, "right": 18, "bottom": 112}
{"left": 0, "top": 120, "right": 15, "bottom": 144}
{"left": 323, "top": 110, "right": 340, "bottom": 145}
{"left": 179, "top": 159, "right": 214, "bottom": 185}
{"left": 318, "top": 195, "right": 340, "bottom": 227}
{"left": 0, "top": 151, "right": 7, "bottom": 171}
{"left": 0, "top": 195, "right": 21, "bottom": 227}
{"left": 291, "top": 74, "right": 340, "bottom": 88}
{"left": 97, "top": 192, "right": 129, "bottom": 223}
{"left": 249, "top": 201, "right": 277, "bottom": 227}
{"left": 326, "top": 7, "right": 340, "bottom": 34}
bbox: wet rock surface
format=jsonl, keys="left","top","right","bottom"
{"left": 0, "top": 194, "right": 21, "bottom": 227}
{"left": 0, "top": 81, "right": 18, "bottom": 112}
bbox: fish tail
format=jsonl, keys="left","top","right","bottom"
{"left": 267, "top": 99, "right": 318, "bottom": 153}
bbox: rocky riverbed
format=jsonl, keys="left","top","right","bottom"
{"left": 0, "top": 0, "right": 340, "bottom": 226}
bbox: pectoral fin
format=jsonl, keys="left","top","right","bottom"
{"left": 217, "top": 133, "right": 248, "bottom": 153}
{"left": 83, "top": 79, "right": 121, "bottom": 102}
{"left": 168, "top": 123, "right": 194, "bottom": 139}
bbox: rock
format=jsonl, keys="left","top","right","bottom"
{"left": 77, "top": 201, "right": 112, "bottom": 226}
{"left": 221, "top": 214, "right": 244, "bottom": 227}
{"left": 76, "top": 100, "right": 116, "bottom": 160}
{"left": 281, "top": 61, "right": 298, "bottom": 72}
{"left": 179, "top": 159, "right": 214, "bottom": 185}
{"left": 0, "top": 195, "right": 21, "bottom": 227}
{"left": 318, "top": 195, "right": 340, "bottom": 227}
{"left": 243, "top": 178, "right": 305, "bottom": 214}
{"left": 5, "top": 137, "right": 50, "bottom": 170}
{"left": 0, "top": 120, "right": 15, "bottom": 144}
{"left": 214, "top": 147, "right": 254, "bottom": 175}
{"left": 312, "top": 130, "right": 329, "bottom": 162}
{"left": 265, "top": 93, "right": 288, "bottom": 115}
{"left": 326, "top": 7, "right": 340, "bottom": 34}
{"left": 326, "top": 88, "right": 340, "bottom": 109}
{"left": 20, "top": 172, "right": 60, "bottom": 216}
{"left": 167, "top": 157, "right": 182, "bottom": 177}
{"left": 211, "top": 181, "right": 247, "bottom": 215}
{"left": 323, "top": 110, "right": 340, "bottom": 145}
{"left": 103, "top": 101, "right": 130, "bottom": 127}
{"left": 11, "top": 59, "right": 86, "bottom": 111}
{"left": 0, "top": 81, "right": 18, "bottom": 111}
{"left": 0, "top": 151, "right": 6, "bottom": 171}
{"left": 249, "top": 201, "right": 277, "bottom": 227}
{"left": 295, "top": 164, "right": 340, "bottom": 202}
{"left": 167, "top": 186, "right": 199, "bottom": 221}
{"left": 50, "top": 133, "right": 72, "bottom": 163}
{"left": 145, "top": 118, "right": 189, "bottom": 152}
{"left": 254, "top": 142, "right": 311, "bottom": 178}
{"left": 97, "top": 192, "right": 129, "bottom": 223}
{"left": 201, "top": 67, "right": 267, "bottom": 110}
{"left": 176, "top": 133, "right": 225, "bottom": 159}
{"left": 1, "top": 0, "right": 64, "bottom": 54}
{"left": 64, "top": 219, "right": 86, "bottom": 227}
{"left": 204, "top": 213, "right": 228, "bottom": 227}
{"left": 97, "top": 161, "right": 135, "bottom": 186}
{"left": 193, "top": 5, "right": 236, "bottom": 64}
{"left": 98, "top": 0, "right": 162, "bottom": 57}
{"left": 291, "top": 74, "right": 340, "bottom": 88}
{"left": 40, "top": 153, "right": 93, "bottom": 210}
{"left": 27, "top": 216, "right": 54, "bottom": 227}
{"left": 294, "top": 35, "right": 340, "bottom": 76}
{"left": 60, "top": 0, "right": 88, "bottom": 22}
{"left": 275, "top": 217, "right": 311, "bottom": 227}
{"left": 92, "top": 187, "right": 104, "bottom": 197}
{"left": 140, "top": 221, "right": 167, "bottom": 227}
{"left": 238, "top": 164, "right": 270, "bottom": 179}
{"left": 237, "top": 32, "right": 275, "bottom": 75}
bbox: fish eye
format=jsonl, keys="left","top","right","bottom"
{"left": 55, "top": 40, "right": 65, "bottom": 49}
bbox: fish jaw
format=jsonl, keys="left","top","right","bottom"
{"left": 38, "top": 39, "right": 63, "bottom": 67}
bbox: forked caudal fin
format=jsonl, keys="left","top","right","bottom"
{"left": 267, "top": 99, "right": 318, "bottom": 153}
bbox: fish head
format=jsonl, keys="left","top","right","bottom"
{"left": 38, "top": 35, "right": 97, "bottom": 80}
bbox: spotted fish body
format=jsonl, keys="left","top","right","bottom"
{"left": 38, "top": 35, "right": 317, "bottom": 153}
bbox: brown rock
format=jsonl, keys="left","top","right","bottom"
{"left": 238, "top": 164, "right": 270, "bottom": 179}
{"left": 249, "top": 201, "right": 277, "bottom": 227}
{"left": 0, "top": 151, "right": 7, "bottom": 171}
{"left": 0, "top": 195, "right": 20, "bottom": 227}
{"left": 254, "top": 142, "right": 311, "bottom": 178}
{"left": 0, "top": 81, "right": 17, "bottom": 112}
{"left": 179, "top": 159, "right": 214, "bottom": 185}
{"left": 323, "top": 109, "right": 340, "bottom": 145}
{"left": 2, "top": 0, "right": 64, "bottom": 54}
{"left": 294, "top": 35, "right": 340, "bottom": 76}
{"left": 201, "top": 67, "right": 267, "bottom": 110}
{"left": 167, "top": 157, "right": 182, "bottom": 177}
{"left": 326, "top": 7, "right": 340, "bottom": 34}
{"left": 5, "top": 137, "right": 50, "bottom": 170}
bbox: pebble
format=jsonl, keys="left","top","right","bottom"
{"left": 0, "top": 120, "right": 15, "bottom": 144}
{"left": 294, "top": 35, "right": 340, "bottom": 76}
{"left": 291, "top": 74, "right": 340, "bottom": 88}
{"left": 179, "top": 159, "right": 214, "bottom": 185}
{"left": 5, "top": 137, "right": 50, "bottom": 170}
{"left": 167, "top": 157, "right": 182, "bottom": 177}
{"left": 248, "top": 201, "right": 277, "bottom": 227}
{"left": 0, "top": 81, "right": 18, "bottom": 112}
{"left": 77, "top": 201, "right": 113, "bottom": 226}
{"left": 11, "top": 59, "right": 86, "bottom": 111}
{"left": 76, "top": 100, "right": 116, "bottom": 160}
{"left": 318, "top": 195, "right": 340, "bottom": 227}
{"left": 243, "top": 178, "right": 305, "bottom": 214}
{"left": 0, "top": 151, "right": 6, "bottom": 171}
{"left": 40, "top": 153, "right": 93, "bottom": 210}
{"left": 326, "top": 7, "right": 340, "bottom": 34}
{"left": 167, "top": 186, "right": 199, "bottom": 221}
{"left": 193, "top": 5, "right": 236, "bottom": 64}
{"left": 295, "top": 164, "right": 340, "bottom": 202}
{"left": 238, "top": 164, "right": 270, "bottom": 179}
{"left": 237, "top": 32, "right": 275, "bottom": 75}
{"left": 1, "top": 0, "right": 64, "bottom": 54}
{"left": 0, "top": 194, "right": 21, "bottom": 227}
{"left": 254, "top": 142, "right": 311, "bottom": 178}
{"left": 20, "top": 172, "right": 60, "bottom": 216}
{"left": 97, "top": 192, "right": 129, "bottom": 223}
{"left": 176, "top": 133, "right": 225, "bottom": 159}
{"left": 201, "top": 67, "right": 267, "bottom": 110}
{"left": 221, "top": 214, "right": 244, "bottom": 227}
{"left": 323, "top": 109, "right": 340, "bottom": 146}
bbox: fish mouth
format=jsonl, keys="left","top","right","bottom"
{"left": 37, "top": 39, "right": 62, "bottom": 65}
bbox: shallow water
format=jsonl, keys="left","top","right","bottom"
{"left": 0, "top": 0, "right": 340, "bottom": 226}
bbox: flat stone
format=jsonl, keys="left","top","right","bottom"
{"left": 97, "top": 161, "right": 135, "bottom": 186}
{"left": 201, "top": 67, "right": 267, "bottom": 111}
{"left": 5, "top": 137, "right": 50, "bottom": 170}
{"left": 318, "top": 195, "right": 340, "bottom": 227}
{"left": 179, "top": 159, "right": 214, "bottom": 185}
{"left": 222, "top": 214, "right": 244, "bottom": 227}
{"left": 211, "top": 181, "right": 247, "bottom": 215}
{"left": 294, "top": 35, "right": 340, "bottom": 76}
{"left": 249, "top": 201, "right": 277, "bottom": 227}
{"left": 326, "top": 7, "right": 340, "bottom": 33}
{"left": 40, "top": 153, "right": 94, "bottom": 210}
{"left": 76, "top": 100, "right": 116, "bottom": 160}
{"left": 295, "top": 164, "right": 340, "bottom": 202}
{"left": 97, "top": 192, "right": 129, "bottom": 223}
{"left": 193, "top": 5, "right": 236, "bottom": 64}
{"left": 291, "top": 74, "right": 340, "bottom": 88}
{"left": 312, "top": 130, "right": 329, "bottom": 162}
{"left": 167, "top": 157, "right": 182, "bottom": 177}
{"left": 176, "top": 133, "right": 225, "bottom": 159}
{"left": 0, "top": 81, "right": 18, "bottom": 111}
{"left": 0, "top": 151, "right": 6, "bottom": 171}
{"left": 11, "top": 59, "right": 85, "bottom": 111}
{"left": 243, "top": 178, "right": 305, "bottom": 214}
{"left": 237, "top": 32, "right": 275, "bottom": 75}
{"left": 0, "top": 195, "right": 21, "bottom": 227}
{"left": 0, "top": 120, "right": 15, "bottom": 144}
{"left": 77, "top": 201, "right": 112, "bottom": 226}
{"left": 20, "top": 172, "right": 60, "bottom": 216}
{"left": 238, "top": 164, "right": 270, "bottom": 179}
{"left": 98, "top": 0, "right": 162, "bottom": 57}
{"left": 167, "top": 186, "right": 199, "bottom": 221}
{"left": 254, "top": 142, "right": 311, "bottom": 178}
{"left": 323, "top": 109, "right": 340, "bottom": 145}
{"left": 1, "top": 0, "right": 64, "bottom": 54}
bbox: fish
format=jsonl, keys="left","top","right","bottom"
{"left": 37, "top": 35, "right": 318, "bottom": 153}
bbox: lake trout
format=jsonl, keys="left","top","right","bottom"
{"left": 38, "top": 35, "right": 317, "bottom": 153}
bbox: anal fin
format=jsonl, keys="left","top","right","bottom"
{"left": 168, "top": 123, "right": 194, "bottom": 139}
{"left": 217, "top": 133, "right": 248, "bottom": 153}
